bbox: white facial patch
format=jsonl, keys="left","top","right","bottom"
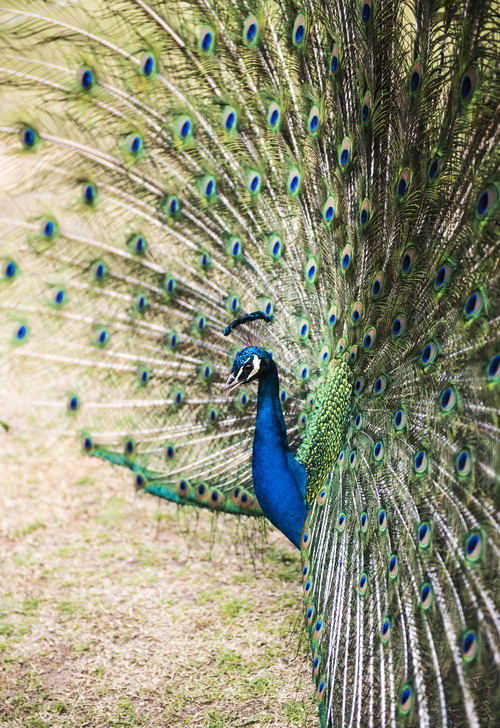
{"left": 239, "top": 353, "right": 261, "bottom": 381}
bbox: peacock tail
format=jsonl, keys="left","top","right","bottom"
{"left": 1, "top": 0, "right": 499, "bottom": 726}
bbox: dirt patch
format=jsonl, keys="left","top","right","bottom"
{"left": 0, "top": 434, "right": 318, "bottom": 727}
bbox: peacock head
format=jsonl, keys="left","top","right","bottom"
{"left": 223, "top": 311, "right": 275, "bottom": 395}
{"left": 225, "top": 347, "right": 272, "bottom": 395}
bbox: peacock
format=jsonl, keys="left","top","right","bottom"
{"left": 0, "top": 0, "right": 498, "bottom": 725}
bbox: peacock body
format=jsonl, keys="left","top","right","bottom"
{"left": 0, "top": 0, "right": 499, "bottom": 726}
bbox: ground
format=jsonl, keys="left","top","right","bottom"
{"left": 0, "top": 434, "right": 318, "bottom": 727}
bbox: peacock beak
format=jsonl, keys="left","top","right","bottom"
{"left": 224, "top": 372, "right": 242, "bottom": 395}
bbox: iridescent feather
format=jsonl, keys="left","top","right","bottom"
{"left": 0, "top": 1, "right": 498, "bottom": 726}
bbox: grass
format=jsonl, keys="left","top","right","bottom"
{"left": 0, "top": 435, "right": 318, "bottom": 727}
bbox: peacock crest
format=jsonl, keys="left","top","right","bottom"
{"left": 0, "top": 0, "right": 498, "bottom": 725}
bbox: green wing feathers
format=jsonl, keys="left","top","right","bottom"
{"left": 1, "top": 0, "right": 499, "bottom": 726}
{"left": 296, "top": 358, "right": 351, "bottom": 505}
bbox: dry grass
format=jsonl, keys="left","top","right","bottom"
{"left": 0, "top": 433, "right": 318, "bottom": 728}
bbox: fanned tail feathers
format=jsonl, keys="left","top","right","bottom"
{"left": 1, "top": 0, "right": 499, "bottom": 726}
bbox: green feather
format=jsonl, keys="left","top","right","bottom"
{"left": 0, "top": 1, "right": 499, "bottom": 726}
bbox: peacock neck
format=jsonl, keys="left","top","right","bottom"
{"left": 252, "top": 359, "right": 308, "bottom": 548}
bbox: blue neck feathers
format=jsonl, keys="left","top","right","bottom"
{"left": 252, "top": 358, "right": 308, "bottom": 548}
